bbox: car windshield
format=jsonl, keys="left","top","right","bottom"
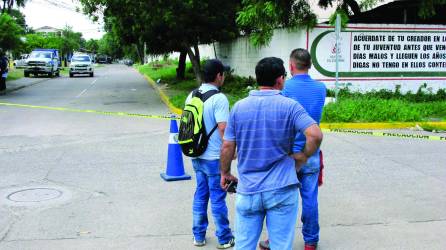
{"left": 29, "top": 51, "right": 52, "bottom": 59}
{"left": 71, "top": 56, "right": 90, "bottom": 62}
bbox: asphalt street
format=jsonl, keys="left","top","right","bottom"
{"left": 0, "top": 64, "right": 445, "bottom": 250}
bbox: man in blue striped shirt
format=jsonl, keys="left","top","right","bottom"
{"left": 260, "top": 49, "right": 327, "bottom": 250}
{"left": 220, "top": 57, "right": 323, "bottom": 250}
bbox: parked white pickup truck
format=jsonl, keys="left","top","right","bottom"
{"left": 24, "top": 49, "right": 60, "bottom": 77}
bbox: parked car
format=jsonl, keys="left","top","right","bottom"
{"left": 69, "top": 54, "right": 94, "bottom": 77}
{"left": 13, "top": 54, "right": 28, "bottom": 68}
{"left": 24, "top": 49, "right": 60, "bottom": 77}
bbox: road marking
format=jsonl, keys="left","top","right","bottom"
{"left": 76, "top": 89, "right": 88, "bottom": 98}
{"left": 90, "top": 79, "right": 97, "bottom": 85}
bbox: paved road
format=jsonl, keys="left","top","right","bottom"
{"left": 0, "top": 65, "right": 445, "bottom": 249}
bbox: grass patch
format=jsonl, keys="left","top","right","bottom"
{"left": 137, "top": 60, "right": 255, "bottom": 109}
{"left": 6, "top": 69, "right": 24, "bottom": 81}
{"left": 419, "top": 123, "right": 446, "bottom": 132}
{"left": 322, "top": 98, "right": 446, "bottom": 122}
{"left": 59, "top": 67, "right": 69, "bottom": 77}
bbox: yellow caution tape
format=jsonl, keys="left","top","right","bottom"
{"left": 322, "top": 128, "right": 446, "bottom": 141}
{"left": 0, "top": 102, "right": 179, "bottom": 120}
{"left": 1, "top": 102, "right": 444, "bottom": 141}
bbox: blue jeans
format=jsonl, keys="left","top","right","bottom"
{"left": 235, "top": 185, "right": 299, "bottom": 250}
{"left": 192, "top": 159, "right": 233, "bottom": 244}
{"left": 297, "top": 158, "right": 320, "bottom": 244}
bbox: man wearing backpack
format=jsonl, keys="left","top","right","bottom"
{"left": 183, "top": 59, "right": 235, "bottom": 249}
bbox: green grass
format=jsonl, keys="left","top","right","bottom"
{"left": 322, "top": 98, "right": 446, "bottom": 122}
{"left": 59, "top": 67, "right": 69, "bottom": 77}
{"left": 6, "top": 69, "right": 24, "bottom": 81}
{"left": 419, "top": 123, "right": 446, "bottom": 132}
{"left": 137, "top": 61, "right": 255, "bottom": 109}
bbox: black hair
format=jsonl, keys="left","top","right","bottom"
{"left": 290, "top": 48, "right": 311, "bottom": 70}
{"left": 203, "top": 59, "right": 229, "bottom": 83}
{"left": 255, "top": 57, "right": 285, "bottom": 87}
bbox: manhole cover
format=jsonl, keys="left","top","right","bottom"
{"left": 7, "top": 188, "right": 63, "bottom": 202}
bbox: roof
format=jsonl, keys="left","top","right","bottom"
{"left": 349, "top": 0, "right": 446, "bottom": 24}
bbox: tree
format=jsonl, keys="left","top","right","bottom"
{"left": 1, "top": 0, "right": 27, "bottom": 14}
{"left": 237, "top": 0, "right": 317, "bottom": 47}
{"left": 59, "top": 26, "right": 83, "bottom": 60}
{"left": 80, "top": 0, "right": 240, "bottom": 84}
{"left": 97, "top": 32, "right": 123, "bottom": 59}
{"left": 85, "top": 39, "right": 99, "bottom": 54}
{"left": 0, "top": 13, "right": 23, "bottom": 51}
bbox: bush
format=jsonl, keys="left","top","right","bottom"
{"left": 327, "top": 84, "right": 446, "bottom": 103}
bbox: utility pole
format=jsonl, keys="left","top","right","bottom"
{"left": 335, "top": 13, "right": 341, "bottom": 102}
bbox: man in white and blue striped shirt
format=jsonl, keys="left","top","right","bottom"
{"left": 220, "top": 57, "right": 323, "bottom": 250}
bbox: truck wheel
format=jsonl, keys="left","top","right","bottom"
{"left": 55, "top": 71, "right": 60, "bottom": 77}
{"left": 48, "top": 71, "right": 53, "bottom": 78}
{"left": 69, "top": 73, "right": 73, "bottom": 78}
{"left": 90, "top": 72, "right": 94, "bottom": 77}
{"left": 24, "top": 72, "right": 29, "bottom": 77}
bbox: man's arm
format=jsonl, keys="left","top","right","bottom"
{"left": 293, "top": 124, "right": 323, "bottom": 170}
{"left": 220, "top": 140, "right": 237, "bottom": 189}
{"left": 217, "top": 122, "right": 226, "bottom": 139}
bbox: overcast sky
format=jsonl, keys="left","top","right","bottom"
{"left": 21, "top": 0, "right": 104, "bottom": 40}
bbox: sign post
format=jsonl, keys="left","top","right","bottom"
{"left": 335, "top": 14, "right": 341, "bottom": 102}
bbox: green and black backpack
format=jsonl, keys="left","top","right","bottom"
{"left": 178, "top": 89, "right": 220, "bottom": 157}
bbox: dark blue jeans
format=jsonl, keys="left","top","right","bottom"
{"left": 192, "top": 158, "right": 233, "bottom": 244}
{"left": 297, "top": 154, "right": 320, "bottom": 245}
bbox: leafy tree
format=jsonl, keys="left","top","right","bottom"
{"left": 97, "top": 32, "right": 123, "bottom": 59}
{"left": 0, "top": 13, "right": 23, "bottom": 51}
{"left": 237, "top": 0, "right": 316, "bottom": 47}
{"left": 80, "top": 0, "right": 240, "bottom": 84}
{"left": 23, "top": 33, "right": 62, "bottom": 52}
{"left": 85, "top": 39, "right": 99, "bottom": 53}
{"left": 59, "top": 26, "right": 83, "bottom": 62}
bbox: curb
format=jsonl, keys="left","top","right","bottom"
{"left": 136, "top": 67, "right": 183, "bottom": 115}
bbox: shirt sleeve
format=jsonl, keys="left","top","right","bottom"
{"left": 291, "top": 102, "right": 316, "bottom": 133}
{"left": 213, "top": 94, "right": 230, "bottom": 123}
{"left": 223, "top": 107, "right": 236, "bottom": 142}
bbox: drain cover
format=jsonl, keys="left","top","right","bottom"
{"left": 7, "top": 188, "right": 63, "bottom": 202}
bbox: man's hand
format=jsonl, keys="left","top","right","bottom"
{"left": 292, "top": 152, "right": 308, "bottom": 172}
{"left": 220, "top": 173, "right": 238, "bottom": 190}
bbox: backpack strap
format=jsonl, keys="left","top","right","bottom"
{"left": 201, "top": 89, "right": 220, "bottom": 102}
{"left": 193, "top": 88, "right": 221, "bottom": 138}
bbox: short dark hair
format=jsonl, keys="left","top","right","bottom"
{"left": 255, "top": 57, "right": 285, "bottom": 87}
{"left": 290, "top": 48, "right": 311, "bottom": 70}
{"left": 202, "top": 59, "right": 230, "bottom": 83}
